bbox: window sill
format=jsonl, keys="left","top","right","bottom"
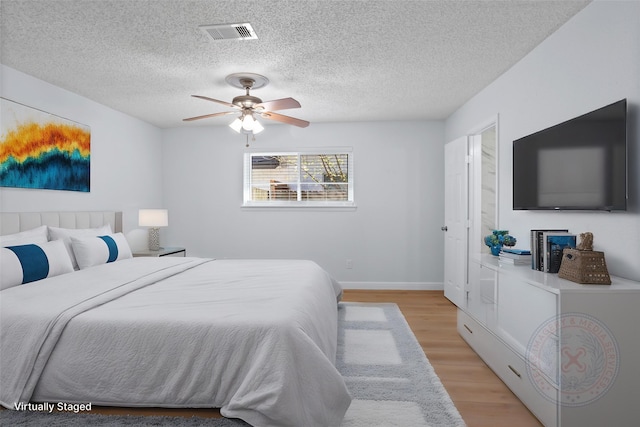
{"left": 241, "top": 201, "right": 357, "bottom": 211}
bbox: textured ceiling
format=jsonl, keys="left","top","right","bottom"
{"left": 0, "top": 0, "right": 590, "bottom": 129}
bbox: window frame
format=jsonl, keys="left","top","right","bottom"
{"left": 242, "top": 148, "right": 355, "bottom": 208}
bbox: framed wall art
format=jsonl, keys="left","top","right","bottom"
{"left": 0, "top": 98, "right": 90, "bottom": 192}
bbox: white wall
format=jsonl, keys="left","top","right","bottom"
{"left": 162, "top": 121, "right": 445, "bottom": 287}
{"left": 7, "top": 1, "right": 633, "bottom": 285}
{"left": 445, "top": 1, "right": 640, "bottom": 281}
{"left": 0, "top": 65, "right": 164, "bottom": 243}
{"left": 0, "top": 65, "right": 446, "bottom": 288}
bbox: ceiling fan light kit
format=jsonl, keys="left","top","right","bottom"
{"left": 183, "top": 73, "right": 309, "bottom": 144}
{"left": 229, "top": 112, "right": 264, "bottom": 135}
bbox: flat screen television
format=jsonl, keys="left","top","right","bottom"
{"left": 513, "top": 99, "right": 627, "bottom": 211}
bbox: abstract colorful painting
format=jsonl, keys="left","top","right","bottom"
{"left": 0, "top": 98, "right": 90, "bottom": 192}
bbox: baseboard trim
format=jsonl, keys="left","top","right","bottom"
{"left": 340, "top": 281, "right": 444, "bottom": 290}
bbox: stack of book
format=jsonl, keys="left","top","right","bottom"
{"left": 530, "top": 229, "right": 577, "bottom": 273}
{"left": 499, "top": 248, "right": 532, "bottom": 265}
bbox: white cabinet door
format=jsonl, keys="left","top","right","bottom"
{"left": 496, "top": 276, "right": 557, "bottom": 358}
{"left": 443, "top": 136, "right": 469, "bottom": 307}
{"left": 467, "top": 260, "right": 497, "bottom": 328}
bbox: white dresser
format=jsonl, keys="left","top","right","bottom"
{"left": 458, "top": 255, "right": 640, "bottom": 427}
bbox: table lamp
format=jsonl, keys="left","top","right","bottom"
{"left": 139, "top": 209, "right": 168, "bottom": 251}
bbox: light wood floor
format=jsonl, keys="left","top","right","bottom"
{"left": 15, "top": 290, "right": 542, "bottom": 426}
{"left": 342, "top": 290, "right": 542, "bottom": 427}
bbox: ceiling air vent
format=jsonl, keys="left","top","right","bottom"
{"left": 199, "top": 23, "right": 257, "bottom": 41}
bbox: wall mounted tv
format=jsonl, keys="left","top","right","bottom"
{"left": 513, "top": 99, "right": 627, "bottom": 211}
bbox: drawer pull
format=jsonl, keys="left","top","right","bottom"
{"left": 463, "top": 324, "right": 473, "bottom": 334}
{"left": 508, "top": 365, "right": 522, "bottom": 378}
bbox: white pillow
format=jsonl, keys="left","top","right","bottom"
{"left": 0, "top": 225, "right": 49, "bottom": 247}
{"left": 71, "top": 233, "right": 132, "bottom": 270}
{"left": 0, "top": 240, "right": 74, "bottom": 290}
{"left": 49, "top": 225, "right": 112, "bottom": 270}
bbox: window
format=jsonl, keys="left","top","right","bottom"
{"left": 243, "top": 150, "right": 354, "bottom": 207}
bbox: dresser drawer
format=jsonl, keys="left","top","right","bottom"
{"left": 458, "top": 309, "right": 557, "bottom": 427}
{"left": 490, "top": 338, "right": 557, "bottom": 427}
{"left": 458, "top": 309, "right": 498, "bottom": 363}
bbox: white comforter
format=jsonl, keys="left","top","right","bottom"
{"left": 0, "top": 257, "right": 351, "bottom": 427}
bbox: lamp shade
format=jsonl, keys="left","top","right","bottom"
{"left": 252, "top": 119, "right": 264, "bottom": 134}
{"left": 229, "top": 113, "right": 264, "bottom": 135}
{"left": 241, "top": 113, "right": 255, "bottom": 131}
{"left": 229, "top": 117, "right": 243, "bottom": 133}
{"left": 139, "top": 209, "right": 168, "bottom": 227}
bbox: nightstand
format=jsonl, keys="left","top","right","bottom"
{"left": 133, "top": 247, "right": 186, "bottom": 257}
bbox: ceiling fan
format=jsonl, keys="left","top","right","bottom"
{"left": 183, "top": 73, "right": 310, "bottom": 135}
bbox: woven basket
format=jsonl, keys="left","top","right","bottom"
{"left": 558, "top": 248, "right": 611, "bottom": 285}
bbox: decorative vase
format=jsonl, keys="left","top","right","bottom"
{"left": 490, "top": 245, "right": 502, "bottom": 256}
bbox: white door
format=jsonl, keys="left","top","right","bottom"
{"left": 443, "top": 136, "right": 469, "bottom": 307}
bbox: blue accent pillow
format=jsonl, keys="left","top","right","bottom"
{"left": 70, "top": 233, "right": 133, "bottom": 270}
{"left": 48, "top": 224, "right": 113, "bottom": 270}
{"left": 0, "top": 240, "right": 74, "bottom": 290}
{"left": 5, "top": 244, "right": 49, "bottom": 283}
{"left": 98, "top": 235, "right": 119, "bottom": 262}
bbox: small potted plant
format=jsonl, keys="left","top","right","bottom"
{"left": 484, "top": 230, "right": 517, "bottom": 256}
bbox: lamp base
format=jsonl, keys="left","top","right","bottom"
{"left": 148, "top": 227, "right": 161, "bottom": 251}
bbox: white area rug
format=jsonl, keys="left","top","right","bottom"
{"left": 337, "top": 303, "right": 466, "bottom": 427}
{"left": 0, "top": 303, "right": 465, "bottom": 427}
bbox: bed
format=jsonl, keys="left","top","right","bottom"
{"left": 0, "top": 211, "right": 351, "bottom": 427}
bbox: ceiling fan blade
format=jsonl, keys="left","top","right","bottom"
{"left": 191, "top": 95, "right": 239, "bottom": 109}
{"left": 260, "top": 111, "right": 310, "bottom": 128}
{"left": 254, "top": 97, "right": 301, "bottom": 111}
{"left": 183, "top": 111, "right": 236, "bottom": 122}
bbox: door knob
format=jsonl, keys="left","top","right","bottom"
{"left": 441, "top": 226, "right": 448, "bottom": 232}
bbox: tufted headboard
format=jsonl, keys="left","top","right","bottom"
{"left": 0, "top": 211, "right": 123, "bottom": 235}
